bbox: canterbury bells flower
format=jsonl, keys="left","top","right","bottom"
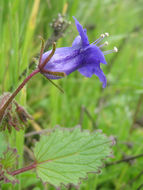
{"left": 41, "top": 17, "right": 118, "bottom": 88}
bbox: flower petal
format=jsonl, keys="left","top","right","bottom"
{"left": 94, "top": 66, "right": 107, "bottom": 88}
{"left": 41, "top": 47, "right": 82, "bottom": 79}
{"left": 72, "top": 36, "right": 82, "bottom": 48}
{"left": 78, "top": 63, "right": 107, "bottom": 88}
{"left": 78, "top": 66, "right": 93, "bottom": 78}
{"left": 83, "top": 45, "right": 107, "bottom": 65}
{"left": 73, "top": 16, "right": 89, "bottom": 47}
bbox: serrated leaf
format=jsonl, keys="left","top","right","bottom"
{"left": 0, "top": 147, "right": 18, "bottom": 169}
{"left": 34, "top": 127, "right": 113, "bottom": 187}
{"left": 0, "top": 147, "right": 19, "bottom": 184}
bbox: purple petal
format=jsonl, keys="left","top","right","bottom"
{"left": 78, "top": 62, "right": 107, "bottom": 88}
{"left": 83, "top": 45, "right": 107, "bottom": 65}
{"left": 41, "top": 47, "right": 82, "bottom": 79}
{"left": 78, "top": 67, "right": 93, "bottom": 78}
{"left": 72, "top": 36, "right": 82, "bottom": 48}
{"left": 94, "top": 66, "right": 107, "bottom": 88}
{"left": 73, "top": 16, "right": 89, "bottom": 47}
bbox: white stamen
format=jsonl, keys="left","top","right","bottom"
{"left": 92, "top": 34, "right": 105, "bottom": 45}
{"left": 105, "top": 41, "right": 109, "bottom": 45}
{"left": 103, "top": 46, "right": 118, "bottom": 55}
{"left": 99, "top": 41, "right": 109, "bottom": 48}
{"left": 101, "top": 34, "right": 105, "bottom": 38}
{"left": 105, "top": 32, "right": 109, "bottom": 37}
{"left": 114, "top": 46, "right": 118, "bottom": 52}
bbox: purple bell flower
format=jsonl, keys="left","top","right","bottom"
{"left": 41, "top": 17, "right": 118, "bottom": 88}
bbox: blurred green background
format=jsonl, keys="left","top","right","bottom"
{"left": 0, "top": 0, "right": 143, "bottom": 189}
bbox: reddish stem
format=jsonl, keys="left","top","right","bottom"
{"left": 0, "top": 68, "right": 40, "bottom": 123}
{"left": 10, "top": 162, "right": 36, "bottom": 176}
{"left": 0, "top": 162, "right": 37, "bottom": 181}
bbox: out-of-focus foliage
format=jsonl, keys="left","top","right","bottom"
{"left": 0, "top": 133, "right": 7, "bottom": 157}
{"left": 0, "top": 0, "right": 143, "bottom": 189}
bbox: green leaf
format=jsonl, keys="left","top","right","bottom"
{"left": 0, "top": 147, "right": 18, "bottom": 169}
{"left": 34, "top": 127, "right": 114, "bottom": 187}
{"left": 0, "top": 133, "right": 7, "bottom": 157}
{"left": 0, "top": 147, "right": 19, "bottom": 184}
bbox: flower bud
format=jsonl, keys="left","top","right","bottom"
{"left": 15, "top": 103, "right": 33, "bottom": 123}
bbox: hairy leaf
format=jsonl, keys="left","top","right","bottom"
{"left": 34, "top": 127, "right": 114, "bottom": 187}
{"left": 0, "top": 147, "right": 19, "bottom": 184}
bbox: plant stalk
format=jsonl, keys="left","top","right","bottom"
{"left": 10, "top": 162, "right": 37, "bottom": 176}
{"left": 0, "top": 68, "right": 40, "bottom": 123}
{"left": 0, "top": 162, "right": 37, "bottom": 181}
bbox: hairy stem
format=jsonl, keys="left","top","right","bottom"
{"left": 106, "top": 153, "right": 143, "bottom": 167}
{"left": 0, "top": 69, "right": 40, "bottom": 123}
{"left": 10, "top": 162, "right": 36, "bottom": 176}
{"left": 0, "top": 162, "right": 37, "bottom": 181}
